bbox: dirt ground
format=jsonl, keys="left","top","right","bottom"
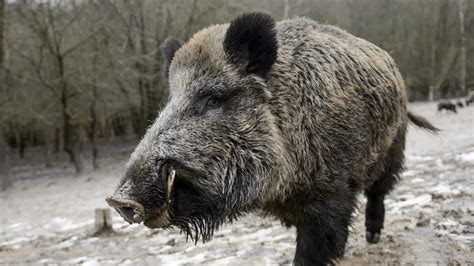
{"left": 1, "top": 102, "right": 473, "bottom": 265}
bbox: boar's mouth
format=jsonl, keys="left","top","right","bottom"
{"left": 143, "top": 167, "right": 177, "bottom": 228}
{"left": 106, "top": 167, "right": 177, "bottom": 228}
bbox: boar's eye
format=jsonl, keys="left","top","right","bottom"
{"left": 204, "top": 96, "right": 225, "bottom": 113}
{"left": 195, "top": 88, "right": 230, "bottom": 115}
{"left": 206, "top": 97, "right": 220, "bottom": 109}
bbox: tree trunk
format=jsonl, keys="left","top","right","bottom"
{"left": 0, "top": 0, "right": 11, "bottom": 190}
{"left": 0, "top": 0, "right": 11, "bottom": 191}
{"left": 430, "top": 46, "right": 459, "bottom": 100}
{"left": 44, "top": 136, "right": 53, "bottom": 168}
{"left": 90, "top": 39, "right": 99, "bottom": 170}
{"left": 137, "top": 68, "right": 147, "bottom": 136}
{"left": 151, "top": 4, "right": 172, "bottom": 113}
{"left": 0, "top": 0, "right": 3, "bottom": 66}
{"left": 64, "top": 117, "right": 84, "bottom": 174}
{"left": 54, "top": 127, "right": 60, "bottom": 153}
{"left": 429, "top": 1, "right": 453, "bottom": 101}
{"left": 283, "top": 0, "right": 290, "bottom": 19}
{"left": 136, "top": 4, "right": 150, "bottom": 136}
{"left": 428, "top": 36, "right": 437, "bottom": 101}
{"left": 58, "top": 54, "right": 84, "bottom": 175}
{"left": 0, "top": 131, "right": 12, "bottom": 191}
{"left": 18, "top": 130, "right": 27, "bottom": 159}
{"left": 183, "top": 0, "right": 198, "bottom": 39}
{"left": 458, "top": 0, "right": 466, "bottom": 95}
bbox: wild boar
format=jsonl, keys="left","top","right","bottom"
{"left": 107, "top": 12, "right": 438, "bottom": 265}
{"left": 438, "top": 101, "right": 457, "bottom": 114}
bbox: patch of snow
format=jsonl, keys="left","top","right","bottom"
{"left": 403, "top": 170, "right": 419, "bottom": 177}
{"left": 397, "top": 194, "right": 415, "bottom": 201}
{"left": 449, "top": 234, "right": 474, "bottom": 245}
{"left": 36, "top": 258, "right": 54, "bottom": 264}
{"left": 407, "top": 155, "right": 435, "bottom": 162}
{"left": 83, "top": 237, "right": 99, "bottom": 243}
{"left": 438, "top": 219, "right": 459, "bottom": 228}
{"left": 67, "top": 256, "right": 91, "bottom": 264}
{"left": 82, "top": 259, "right": 100, "bottom": 266}
{"left": 389, "top": 194, "right": 432, "bottom": 213}
{"left": 435, "top": 159, "right": 444, "bottom": 168}
{"left": 7, "top": 223, "right": 25, "bottom": 230}
{"left": 429, "top": 183, "right": 461, "bottom": 196}
{"left": 157, "top": 251, "right": 208, "bottom": 265}
{"left": 58, "top": 218, "right": 94, "bottom": 232}
{"left": 0, "top": 236, "right": 37, "bottom": 247}
{"left": 53, "top": 236, "right": 78, "bottom": 250}
{"left": 209, "top": 256, "right": 239, "bottom": 264}
{"left": 456, "top": 152, "right": 474, "bottom": 162}
{"left": 147, "top": 245, "right": 172, "bottom": 255}
{"left": 410, "top": 177, "right": 424, "bottom": 183}
{"left": 118, "top": 259, "right": 136, "bottom": 266}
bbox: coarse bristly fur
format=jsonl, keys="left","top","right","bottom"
{"left": 108, "top": 12, "right": 438, "bottom": 265}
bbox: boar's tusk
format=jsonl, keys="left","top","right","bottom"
{"left": 166, "top": 169, "right": 176, "bottom": 204}
{"left": 144, "top": 168, "right": 176, "bottom": 228}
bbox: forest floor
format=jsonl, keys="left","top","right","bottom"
{"left": 1, "top": 102, "right": 473, "bottom": 265}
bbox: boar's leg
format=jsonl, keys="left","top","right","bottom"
{"left": 364, "top": 192, "right": 385, "bottom": 243}
{"left": 294, "top": 201, "right": 354, "bottom": 265}
{"left": 365, "top": 127, "right": 405, "bottom": 243}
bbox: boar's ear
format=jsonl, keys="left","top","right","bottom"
{"left": 160, "top": 37, "right": 184, "bottom": 80}
{"left": 223, "top": 12, "right": 278, "bottom": 77}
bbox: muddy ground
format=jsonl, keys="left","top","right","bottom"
{"left": 1, "top": 102, "right": 473, "bottom": 265}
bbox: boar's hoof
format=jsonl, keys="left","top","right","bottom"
{"left": 366, "top": 231, "right": 381, "bottom": 244}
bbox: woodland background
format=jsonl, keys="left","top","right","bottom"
{"left": 0, "top": 0, "right": 472, "bottom": 185}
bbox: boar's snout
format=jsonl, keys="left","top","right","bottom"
{"left": 106, "top": 178, "right": 146, "bottom": 224}
{"left": 106, "top": 195, "right": 145, "bottom": 224}
{"left": 106, "top": 162, "right": 178, "bottom": 228}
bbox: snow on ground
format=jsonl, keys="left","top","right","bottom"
{"left": 1, "top": 102, "right": 473, "bottom": 265}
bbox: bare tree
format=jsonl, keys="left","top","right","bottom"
{"left": 458, "top": 0, "right": 466, "bottom": 95}
{"left": 0, "top": 134, "right": 11, "bottom": 191}
{"left": 0, "top": 0, "right": 3, "bottom": 67}
{"left": 89, "top": 36, "right": 100, "bottom": 169}
{"left": 283, "top": 0, "right": 290, "bottom": 19}
{"left": 428, "top": 0, "right": 458, "bottom": 100}
{"left": 0, "top": 0, "right": 472, "bottom": 182}
{"left": 0, "top": 0, "right": 12, "bottom": 190}
{"left": 16, "top": 2, "right": 105, "bottom": 174}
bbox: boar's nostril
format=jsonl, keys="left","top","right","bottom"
{"left": 105, "top": 196, "right": 145, "bottom": 224}
{"left": 117, "top": 207, "right": 137, "bottom": 224}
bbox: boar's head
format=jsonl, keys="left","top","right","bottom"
{"left": 106, "top": 12, "right": 287, "bottom": 242}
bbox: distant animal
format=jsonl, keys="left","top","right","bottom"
{"left": 106, "top": 12, "right": 438, "bottom": 265}
{"left": 438, "top": 102, "right": 457, "bottom": 113}
{"left": 466, "top": 91, "right": 474, "bottom": 106}
{"left": 456, "top": 101, "right": 464, "bottom": 108}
